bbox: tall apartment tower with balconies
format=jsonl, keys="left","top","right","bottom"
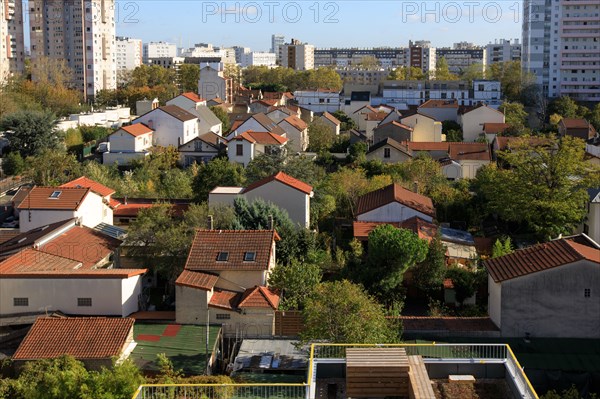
{"left": 29, "top": 0, "right": 117, "bottom": 99}
{"left": 523, "top": 0, "right": 599, "bottom": 102}
{"left": 280, "top": 38, "right": 314, "bottom": 71}
{"left": 1, "top": 0, "right": 25, "bottom": 83}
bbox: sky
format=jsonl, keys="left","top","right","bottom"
{"left": 113, "top": 0, "right": 524, "bottom": 50}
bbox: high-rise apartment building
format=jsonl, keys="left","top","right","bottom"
{"left": 1, "top": 0, "right": 25, "bottom": 83}
{"left": 408, "top": 40, "right": 436, "bottom": 75}
{"left": 486, "top": 39, "right": 522, "bottom": 65}
{"left": 143, "top": 41, "right": 177, "bottom": 63}
{"left": 523, "top": 0, "right": 600, "bottom": 102}
{"left": 116, "top": 36, "right": 142, "bottom": 71}
{"left": 271, "top": 33, "right": 284, "bottom": 63}
{"left": 436, "top": 46, "right": 487, "bottom": 75}
{"left": 29, "top": 0, "right": 116, "bottom": 99}
{"left": 280, "top": 39, "right": 314, "bottom": 71}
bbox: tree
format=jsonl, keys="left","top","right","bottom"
{"left": 474, "top": 136, "right": 600, "bottom": 239}
{"left": 433, "top": 57, "right": 458, "bottom": 81}
{"left": 540, "top": 385, "right": 597, "bottom": 399}
{"left": 183, "top": 202, "right": 236, "bottom": 231}
{"left": 268, "top": 260, "right": 322, "bottom": 310}
{"left": 486, "top": 61, "right": 534, "bottom": 102}
{"left": 460, "top": 63, "right": 485, "bottom": 84}
{"left": 356, "top": 56, "right": 380, "bottom": 69}
{"left": 413, "top": 236, "right": 447, "bottom": 295}
{"left": 499, "top": 101, "right": 528, "bottom": 133}
{"left": 209, "top": 106, "right": 230, "bottom": 132}
{"left": 492, "top": 237, "right": 513, "bottom": 258}
{"left": 363, "top": 225, "right": 428, "bottom": 305}
{"left": 307, "top": 119, "right": 336, "bottom": 153}
{"left": 192, "top": 157, "right": 245, "bottom": 202}
{"left": 442, "top": 120, "right": 463, "bottom": 142}
{"left": 1, "top": 152, "right": 25, "bottom": 176}
{"left": 548, "top": 96, "right": 580, "bottom": 119}
{"left": 25, "top": 149, "right": 80, "bottom": 186}
{"left": 445, "top": 267, "right": 476, "bottom": 306}
{"left": 301, "top": 280, "right": 400, "bottom": 344}
{"left": 331, "top": 110, "right": 356, "bottom": 131}
{"left": 388, "top": 66, "right": 425, "bottom": 81}
{"left": 178, "top": 64, "right": 200, "bottom": 92}
{"left": 0, "top": 110, "right": 62, "bottom": 157}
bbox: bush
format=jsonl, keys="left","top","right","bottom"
{"left": 1, "top": 152, "right": 25, "bottom": 176}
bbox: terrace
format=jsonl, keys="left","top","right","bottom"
{"left": 131, "top": 343, "right": 538, "bottom": 399}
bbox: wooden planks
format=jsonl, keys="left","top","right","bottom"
{"left": 346, "top": 348, "right": 410, "bottom": 398}
{"left": 408, "top": 355, "right": 436, "bottom": 399}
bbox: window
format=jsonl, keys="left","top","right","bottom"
{"left": 13, "top": 298, "right": 28, "bottom": 306}
{"left": 584, "top": 288, "right": 591, "bottom": 298}
{"left": 77, "top": 298, "right": 92, "bottom": 307}
{"left": 49, "top": 190, "right": 62, "bottom": 199}
{"left": 217, "top": 252, "right": 229, "bottom": 261}
{"left": 216, "top": 313, "right": 231, "bottom": 320}
{"left": 236, "top": 144, "right": 243, "bottom": 156}
{"left": 244, "top": 252, "right": 256, "bottom": 262}
{"left": 384, "top": 148, "right": 391, "bottom": 158}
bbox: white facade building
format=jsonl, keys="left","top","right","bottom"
{"left": 280, "top": 39, "right": 314, "bottom": 70}
{"left": 293, "top": 90, "right": 341, "bottom": 113}
{"left": 0, "top": 0, "right": 25, "bottom": 84}
{"left": 116, "top": 37, "right": 142, "bottom": 71}
{"left": 29, "top": 0, "right": 117, "bottom": 99}
{"left": 241, "top": 52, "right": 277, "bottom": 68}
{"left": 143, "top": 41, "right": 177, "bottom": 63}
{"left": 486, "top": 39, "right": 522, "bottom": 65}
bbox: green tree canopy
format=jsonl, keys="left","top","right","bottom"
{"left": 178, "top": 64, "right": 200, "bottom": 93}
{"left": 445, "top": 267, "right": 477, "bottom": 306}
{"left": 25, "top": 149, "right": 80, "bottom": 185}
{"left": 499, "top": 101, "right": 528, "bottom": 134}
{"left": 209, "top": 106, "right": 230, "bottom": 132}
{"left": 433, "top": 57, "right": 458, "bottom": 81}
{"left": 492, "top": 237, "right": 513, "bottom": 258}
{"left": 192, "top": 157, "right": 246, "bottom": 202}
{"left": 301, "top": 280, "right": 400, "bottom": 344}
{"left": 308, "top": 118, "right": 337, "bottom": 153}
{"left": 268, "top": 260, "right": 322, "bottom": 310}
{"left": 1, "top": 110, "right": 62, "bottom": 157}
{"left": 412, "top": 236, "right": 447, "bottom": 295}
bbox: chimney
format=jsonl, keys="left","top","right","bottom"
{"left": 413, "top": 181, "right": 419, "bottom": 194}
{"left": 124, "top": 196, "right": 128, "bottom": 205}
{"left": 268, "top": 215, "right": 274, "bottom": 230}
{"left": 207, "top": 215, "right": 214, "bottom": 230}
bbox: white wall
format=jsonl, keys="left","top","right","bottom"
{"left": 586, "top": 203, "right": 600, "bottom": 244}
{"left": 458, "top": 160, "right": 490, "bottom": 179}
{"left": 227, "top": 140, "right": 254, "bottom": 167}
{"left": 366, "top": 146, "right": 412, "bottom": 164}
{"left": 121, "top": 275, "right": 143, "bottom": 316}
{"left": 0, "top": 277, "right": 136, "bottom": 316}
{"left": 401, "top": 114, "right": 442, "bottom": 142}
{"left": 103, "top": 151, "right": 150, "bottom": 166}
{"left": 135, "top": 111, "right": 198, "bottom": 147}
{"left": 244, "top": 180, "right": 310, "bottom": 228}
{"left": 357, "top": 202, "right": 433, "bottom": 223}
{"left": 166, "top": 97, "right": 203, "bottom": 112}
{"left": 19, "top": 209, "right": 76, "bottom": 233}
{"left": 460, "top": 107, "right": 505, "bottom": 142}
{"left": 488, "top": 275, "right": 502, "bottom": 329}
{"left": 278, "top": 122, "right": 306, "bottom": 152}
{"left": 198, "top": 67, "right": 227, "bottom": 101}
{"left": 76, "top": 192, "right": 106, "bottom": 228}
{"left": 229, "top": 118, "right": 269, "bottom": 140}
{"left": 418, "top": 107, "right": 458, "bottom": 123}
{"left": 215, "top": 270, "right": 268, "bottom": 292}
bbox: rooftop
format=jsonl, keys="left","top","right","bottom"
{"left": 242, "top": 171, "right": 313, "bottom": 195}
{"left": 16, "top": 186, "right": 91, "bottom": 211}
{"left": 356, "top": 183, "right": 435, "bottom": 218}
{"left": 234, "top": 131, "right": 288, "bottom": 145}
{"left": 180, "top": 92, "right": 205, "bottom": 103}
{"left": 60, "top": 176, "right": 116, "bottom": 198}
{"left": 118, "top": 123, "right": 153, "bottom": 137}
{"left": 159, "top": 105, "right": 198, "bottom": 122}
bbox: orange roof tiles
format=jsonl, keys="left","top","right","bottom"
{"left": 185, "top": 230, "right": 280, "bottom": 272}
{"left": 365, "top": 111, "right": 388, "bottom": 121}
{"left": 353, "top": 217, "right": 438, "bottom": 242}
{"left": 407, "top": 142, "right": 450, "bottom": 152}
{"left": 419, "top": 99, "right": 458, "bottom": 109}
{"left": 234, "top": 131, "right": 288, "bottom": 145}
{"left": 175, "top": 270, "right": 218, "bottom": 290}
{"left": 17, "top": 187, "right": 91, "bottom": 210}
{"left": 448, "top": 142, "right": 491, "bottom": 161}
{"left": 482, "top": 123, "right": 510, "bottom": 134}
{"left": 485, "top": 238, "right": 600, "bottom": 283}
{"left": 209, "top": 289, "right": 241, "bottom": 310}
{"left": 242, "top": 172, "right": 313, "bottom": 195}
{"left": 181, "top": 92, "right": 205, "bottom": 103}
{"left": 119, "top": 123, "right": 153, "bottom": 137}
{"left": 281, "top": 115, "right": 308, "bottom": 131}
{"left": 38, "top": 226, "right": 122, "bottom": 269}
{"left": 238, "top": 286, "right": 280, "bottom": 309}
{"left": 321, "top": 112, "right": 341, "bottom": 125}
{"left": 60, "top": 176, "right": 115, "bottom": 197}
{"left": 560, "top": 118, "right": 591, "bottom": 129}
{"left": 356, "top": 183, "right": 435, "bottom": 218}
{"left": 0, "top": 248, "right": 81, "bottom": 273}
{"left": 13, "top": 317, "right": 134, "bottom": 360}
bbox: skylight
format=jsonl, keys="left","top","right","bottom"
{"left": 244, "top": 252, "right": 256, "bottom": 262}
{"left": 216, "top": 252, "right": 229, "bottom": 261}
{"left": 49, "top": 191, "right": 62, "bottom": 199}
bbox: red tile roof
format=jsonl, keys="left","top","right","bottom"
{"left": 234, "top": 131, "right": 288, "bottom": 145}
{"left": 238, "top": 286, "right": 280, "bottom": 309}
{"left": 448, "top": 142, "right": 491, "bottom": 161}
{"left": 443, "top": 278, "right": 454, "bottom": 289}
{"left": 175, "top": 270, "right": 218, "bottom": 290}
{"left": 376, "top": 121, "right": 413, "bottom": 132}
{"left": 494, "top": 136, "right": 552, "bottom": 151}
{"left": 419, "top": 99, "right": 458, "bottom": 109}
{"left": 60, "top": 176, "right": 116, "bottom": 197}
{"left": 112, "top": 199, "right": 190, "bottom": 217}
{"left": 242, "top": 172, "right": 313, "bottom": 195}
{"left": 257, "top": 99, "right": 278, "bottom": 107}
{"left": 38, "top": 226, "right": 122, "bottom": 269}
{"left": 482, "top": 123, "right": 510, "bottom": 134}
{"left": 321, "top": 112, "right": 341, "bottom": 125}
{"left": 16, "top": 187, "right": 91, "bottom": 211}
{"left": 365, "top": 111, "right": 389, "bottom": 122}
{"left": 407, "top": 142, "right": 450, "bottom": 152}
{"left": 485, "top": 238, "right": 600, "bottom": 283}
{"left": 119, "top": 123, "right": 153, "bottom": 137}
{"left": 353, "top": 217, "right": 438, "bottom": 242}
{"left": 159, "top": 105, "right": 197, "bottom": 122}
{"left": 181, "top": 92, "right": 205, "bottom": 103}
{"left": 281, "top": 115, "right": 308, "bottom": 131}
{"left": 560, "top": 118, "right": 591, "bottom": 129}
{"left": 209, "top": 289, "right": 241, "bottom": 310}
{"left": 13, "top": 317, "right": 134, "bottom": 360}
{"left": 356, "top": 183, "right": 435, "bottom": 218}
{"left": 185, "top": 230, "right": 280, "bottom": 272}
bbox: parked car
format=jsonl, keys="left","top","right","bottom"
{"left": 96, "top": 142, "right": 110, "bottom": 153}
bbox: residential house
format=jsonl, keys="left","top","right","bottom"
{"left": 250, "top": 100, "right": 279, "bottom": 114}
{"left": 482, "top": 122, "right": 510, "bottom": 142}
{"left": 343, "top": 91, "right": 371, "bottom": 120}
{"left": 198, "top": 65, "right": 233, "bottom": 103}
{"left": 134, "top": 105, "right": 199, "bottom": 147}
{"left": 379, "top": 108, "right": 403, "bottom": 126}
{"left": 407, "top": 142, "right": 451, "bottom": 160}
{"left": 486, "top": 235, "right": 600, "bottom": 338}
{"left": 580, "top": 189, "right": 600, "bottom": 245}
{"left": 320, "top": 112, "right": 341, "bottom": 135}
{"left": 195, "top": 105, "right": 224, "bottom": 135}
{"left": 401, "top": 111, "right": 443, "bottom": 142}
{"left": 558, "top": 118, "right": 598, "bottom": 141}
{"left": 448, "top": 142, "right": 491, "bottom": 179}
{"left": 225, "top": 113, "right": 287, "bottom": 141}
{"left": 166, "top": 92, "right": 207, "bottom": 111}
{"left": 278, "top": 115, "right": 308, "bottom": 152}
{"left": 266, "top": 107, "right": 298, "bottom": 124}
{"left": 103, "top": 123, "right": 153, "bottom": 165}
{"left": 353, "top": 216, "right": 438, "bottom": 243}
{"left": 175, "top": 230, "right": 280, "bottom": 336}
{"left": 459, "top": 104, "right": 505, "bottom": 142}
{"left": 12, "top": 317, "right": 136, "bottom": 371}
{"left": 293, "top": 89, "right": 341, "bottom": 113}
{"left": 349, "top": 129, "right": 368, "bottom": 145}
{"left": 179, "top": 132, "right": 227, "bottom": 166}
{"left": 0, "top": 249, "right": 146, "bottom": 317}
{"left": 17, "top": 187, "right": 112, "bottom": 232}
{"left": 491, "top": 136, "right": 553, "bottom": 162}
{"left": 352, "top": 105, "right": 379, "bottom": 130}
{"left": 227, "top": 131, "right": 288, "bottom": 167}
{"left": 373, "top": 121, "right": 413, "bottom": 145}
{"left": 59, "top": 176, "right": 119, "bottom": 221}
{"left": 356, "top": 183, "right": 436, "bottom": 223}
{"left": 136, "top": 97, "right": 159, "bottom": 116}
{"left": 364, "top": 112, "right": 389, "bottom": 140}
{"left": 417, "top": 99, "right": 459, "bottom": 122}
{"left": 112, "top": 198, "right": 190, "bottom": 226}
{"left": 262, "top": 92, "right": 291, "bottom": 107}
{"left": 366, "top": 138, "right": 413, "bottom": 164}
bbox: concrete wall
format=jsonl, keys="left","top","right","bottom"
{"left": 175, "top": 285, "right": 209, "bottom": 324}
{"left": 0, "top": 277, "right": 134, "bottom": 316}
{"left": 198, "top": 68, "right": 227, "bottom": 101}
{"left": 418, "top": 107, "right": 458, "bottom": 123}
{"left": 488, "top": 275, "right": 502, "bottom": 329}
{"left": 460, "top": 107, "right": 505, "bottom": 142}
{"left": 77, "top": 192, "right": 107, "bottom": 228}
{"left": 208, "top": 192, "right": 241, "bottom": 207}
{"left": 229, "top": 118, "right": 266, "bottom": 139}
{"left": 121, "top": 275, "right": 143, "bottom": 316}
{"left": 103, "top": 151, "right": 149, "bottom": 166}
{"left": 357, "top": 202, "right": 433, "bottom": 223}
{"left": 584, "top": 202, "right": 600, "bottom": 244}
{"left": 373, "top": 124, "right": 412, "bottom": 144}
{"left": 135, "top": 111, "right": 198, "bottom": 147}
{"left": 227, "top": 140, "right": 253, "bottom": 167}
{"left": 498, "top": 260, "right": 600, "bottom": 338}
{"left": 215, "top": 270, "right": 268, "bottom": 292}
{"left": 278, "top": 121, "right": 307, "bottom": 152}
{"left": 401, "top": 114, "right": 443, "bottom": 142}
{"left": 458, "top": 160, "right": 490, "bottom": 179}
{"left": 19, "top": 209, "right": 76, "bottom": 233}
{"left": 244, "top": 180, "right": 311, "bottom": 228}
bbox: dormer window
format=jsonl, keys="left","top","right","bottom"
{"left": 216, "top": 252, "right": 229, "bottom": 262}
{"left": 49, "top": 191, "right": 62, "bottom": 199}
{"left": 244, "top": 252, "right": 256, "bottom": 262}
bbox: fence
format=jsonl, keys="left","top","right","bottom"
{"left": 131, "top": 384, "right": 307, "bottom": 399}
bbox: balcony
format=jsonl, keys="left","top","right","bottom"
{"left": 131, "top": 343, "right": 538, "bottom": 399}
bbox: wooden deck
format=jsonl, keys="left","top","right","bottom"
{"left": 408, "top": 355, "right": 436, "bottom": 399}
{"left": 346, "top": 348, "right": 410, "bottom": 398}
